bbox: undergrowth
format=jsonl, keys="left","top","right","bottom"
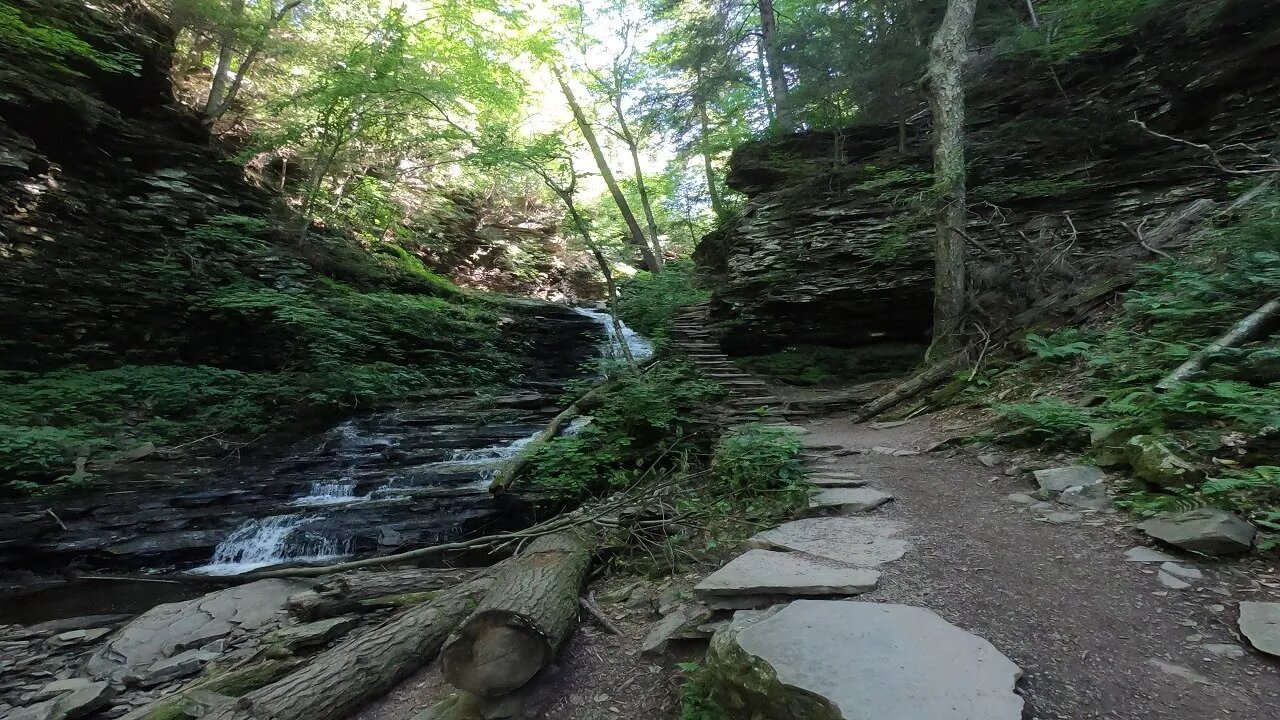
{"left": 983, "top": 189, "right": 1280, "bottom": 539}
{"left": 737, "top": 343, "right": 925, "bottom": 386}
{"left": 617, "top": 259, "right": 709, "bottom": 336}
{"left": 676, "top": 662, "right": 730, "bottom": 720}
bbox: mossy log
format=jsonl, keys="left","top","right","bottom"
{"left": 439, "top": 528, "right": 596, "bottom": 697}
{"left": 285, "top": 568, "right": 477, "bottom": 620}
{"left": 200, "top": 577, "right": 493, "bottom": 720}
{"left": 122, "top": 659, "right": 302, "bottom": 720}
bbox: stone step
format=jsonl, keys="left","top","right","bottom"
{"left": 708, "top": 602, "right": 1024, "bottom": 720}
{"left": 806, "top": 487, "right": 895, "bottom": 515}
{"left": 747, "top": 517, "right": 910, "bottom": 568}
{"left": 693, "top": 549, "right": 879, "bottom": 609}
{"left": 809, "top": 475, "right": 869, "bottom": 488}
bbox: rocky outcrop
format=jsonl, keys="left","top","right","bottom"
{"left": 696, "top": 0, "right": 1280, "bottom": 353}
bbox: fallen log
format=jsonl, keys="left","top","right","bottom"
{"left": 852, "top": 353, "right": 968, "bottom": 423}
{"left": 1156, "top": 296, "right": 1280, "bottom": 391}
{"left": 440, "top": 527, "right": 596, "bottom": 697}
{"left": 201, "top": 576, "right": 494, "bottom": 720}
{"left": 124, "top": 658, "right": 304, "bottom": 720}
{"left": 285, "top": 568, "right": 478, "bottom": 620}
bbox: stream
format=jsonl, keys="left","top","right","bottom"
{"left": 0, "top": 302, "right": 652, "bottom": 601}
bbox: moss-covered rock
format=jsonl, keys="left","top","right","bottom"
{"left": 1125, "top": 435, "right": 1206, "bottom": 488}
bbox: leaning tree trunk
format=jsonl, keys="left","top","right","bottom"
{"left": 440, "top": 528, "right": 596, "bottom": 697}
{"left": 285, "top": 567, "right": 478, "bottom": 620}
{"left": 1156, "top": 297, "right": 1280, "bottom": 391}
{"left": 926, "top": 0, "right": 977, "bottom": 354}
{"left": 554, "top": 67, "right": 661, "bottom": 273}
{"left": 201, "top": 577, "right": 493, "bottom": 720}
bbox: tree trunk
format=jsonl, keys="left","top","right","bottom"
{"left": 554, "top": 68, "right": 661, "bottom": 273}
{"left": 926, "top": 0, "right": 977, "bottom": 354}
{"left": 203, "top": 0, "right": 244, "bottom": 119}
{"left": 852, "top": 353, "right": 968, "bottom": 423}
{"left": 285, "top": 568, "right": 478, "bottom": 621}
{"left": 754, "top": 33, "right": 777, "bottom": 127}
{"left": 758, "top": 0, "right": 792, "bottom": 131}
{"left": 205, "top": 1, "right": 303, "bottom": 123}
{"left": 440, "top": 529, "right": 596, "bottom": 697}
{"left": 202, "top": 578, "right": 493, "bottom": 720}
{"left": 694, "top": 66, "right": 726, "bottom": 219}
{"left": 608, "top": 93, "right": 664, "bottom": 270}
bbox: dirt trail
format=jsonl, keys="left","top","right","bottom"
{"left": 803, "top": 413, "right": 1280, "bottom": 720}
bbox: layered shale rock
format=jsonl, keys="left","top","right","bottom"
{"left": 696, "top": 0, "right": 1280, "bottom": 354}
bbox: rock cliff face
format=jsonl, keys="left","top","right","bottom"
{"left": 696, "top": 0, "right": 1280, "bottom": 354}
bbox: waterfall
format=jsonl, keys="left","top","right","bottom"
{"left": 571, "top": 307, "right": 654, "bottom": 363}
{"left": 292, "top": 478, "right": 359, "bottom": 506}
{"left": 193, "top": 515, "right": 351, "bottom": 575}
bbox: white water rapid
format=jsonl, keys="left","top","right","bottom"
{"left": 571, "top": 307, "right": 654, "bottom": 363}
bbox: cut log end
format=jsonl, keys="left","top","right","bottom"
{"left": 441, "top": 611, "right": 550, "bottom": 696}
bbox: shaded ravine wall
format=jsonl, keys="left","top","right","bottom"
{"left": 696, "top": 0, "right": 1280, "bottom": 354}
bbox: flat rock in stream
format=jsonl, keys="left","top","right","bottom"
{"left": 85, "top": 579, "right": 308, "bottom": 681}
{"left": 707, "top": 601, "right": 1023, "bottom": 720}
{"left": 694, "top": 550, "right": 879, "bottom": 608}
{"left": 745, "top": 518, "right": 909, "bottom": 568}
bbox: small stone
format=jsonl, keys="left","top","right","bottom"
{"left": 1146, "top": 658, "right": 1212, "bottom": 686}
{"left": 376, "top": 526, "right": 405, "bottom": 547}
{"left": 1005, "top": 493, "right": 1036, "bottom": 505}
{"left": 1156, "top": 570, "right": 1191, "bottom": 590}
{"left": 1123, "top": 547, "right": 1179, "bottom": 563}
{"left": 1033, "top": 465, "right": 1104, "bottom": 493}
{"left": 640, "top": 607, "right": 711, "bottom": 656}
{"left": 138, "top": 650, "right": 219, "bottom": 687}
{"left": 1003, "top": 466, "right": 1024, "bottom": 477}
{"left": 1159, "top": 563, "right": 1203, "bottom": 582}
{"left": 1029, "top": 502, "right": 1056, "bottom": 512}
{"left": 1239, "top": 602, "right": 1280, "bottom": 657}
{"left": 1059, "top": 484, "right": 1110, "bottom": 510}
{"left": 1200, "top": 643, "right": 1246, "bottom": 659}
{"left": 1042, "top": 512, "right": 1082, "bottom": 524}
{"left": 1138, "top": 508, "right": 1256, "bottom": 555}
{"left": 977, "top": 453, "right": 1003, "bottom": 468}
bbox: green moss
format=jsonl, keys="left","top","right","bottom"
{"left": 736, "top": 344, "right": 925, "bottom": 386}
{"left": 617, "top": 260, "right": 710, "bottom": 336}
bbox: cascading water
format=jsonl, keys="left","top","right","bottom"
{"left": 571, "top": 307, "right": 654, "bottom": 363}
{"left": 194, "top": 514, "right": 351, "bottom": 575}
{"left": 292, "top": 478, "right": 359, "bottom": 506}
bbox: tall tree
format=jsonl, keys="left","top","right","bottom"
{"left": 757, "top": 0, "right": 791, "bottom": 131}
{"left": 554, "top": 66, "right": 662, "bottom": 273}
{"left": 926, "top": 0, "right": 977, "bottom": 352}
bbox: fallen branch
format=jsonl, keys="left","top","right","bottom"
{"left": 1156, "top": 297, "right": 1280, "bottom": 391}
{"left": 579, "top": 591, "right": 623, "bottom": 636}
{"left": 852, "top": 353, "right": 968, "bottom": 423}
{"left": 440, "top": 527, "right": 598, "bottom": 697}
{"left": 1131, "top": 116, "right": 1280, "bottom": 176}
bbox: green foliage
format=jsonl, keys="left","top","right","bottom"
{"left": 617, "top": 260, "right": 709, "bottom": 336}
{"left": 737, "top": 344, "right": 925, "bottom": 386}
{"left": 1008, "top": 0, "right": 1172, "bottom": 64}
{"left": 990, "top": 189, "right": 1280, "bottom": 531}
{"left": 677, "top": 662, "right": 730, "bottom": 720}
{"left": 710, "top": 424, "right": 808, "bottom": 523}
{"left": 524, "top": 361, "right": 723, "bottom": 499}
{"left": 0, "top": 1, "right": 140, "bottom": 77}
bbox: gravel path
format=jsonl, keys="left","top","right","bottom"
{"left": 802, "top": 413, "right": 1280, "bottom": 720}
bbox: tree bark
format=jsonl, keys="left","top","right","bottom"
{"left": 203, "top": 0, "right": 244, "bottom": 119}
{"left": 440, "top": 528, "right": 596, "bottom": 697}
{"left": 926, "top": 0, "right": 977, "bottom": 354}
{"left": 758, "top": 0, "right": 792, "bottom": 131}
{"left": 202, "top": 578, "right": 493, "bottom": 720}
{"left": 852, "top": 353, "right": 968, "bottom": 423}
{"left": 204, "top": 1, "right": 304, "bottom": 123}
{"left": 554, "top": 67, "right": 661, "bottom": 273}
{"left": 753, "top": 32, "right": 777, "bottom": 127}
{"left": 1156, "top": 297, "right": 1280, "bottom": 391}
{"left": 610, "top": 95, "right": 664, "bottom": 270}
{"left": 285, "top": 568, "right": 478, "bottom": 620}
{"left": 694, "top": 65, "right": 726, "bottom": 219}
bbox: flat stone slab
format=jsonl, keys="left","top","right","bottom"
{"left": 1123, "top": 547, "right": 1179, "bottom": 563}
{"left": 807, "top": 487, "right": 894, "bottom": 514}
{"left": 808, "top": 472, "right": 867, "bottom": 488}
{"left": 1034, "top": 465, "right": 1104, "bottom": 493}
{"left": 746, "top": 517, "right": 909, "bottom": 568}
{"left": 1138, "top": 508, "right": 1256, "bottom": 556}
{"left": 1239, "top": 602, "right": 1280, "bottom": 657}
{"left": 708, "top": 601, "right": 1023, "bottom": 720}
{"left": 85, "top": 579, "right": 307, "bottom": 680}
{"left": 695, "top": 550, "right": 879, "bottom": 602}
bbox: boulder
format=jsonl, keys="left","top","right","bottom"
{"left": 1032, "top": 465, "right": 1104, "bottom": 493}
{"left": 1239, "top": 602, "right": 1280, "bottom": 658}
{"left": 707, "top": 601, "right": 1023, "bottom": 720}
{"left": 1138, "top": 508, "right": 1256, "bottom": 556}
{"left": 1126, "top": 436, "right": 1205, "bottom": 488}
{"left": 85, "top": 579, "right": 307, "bottom": 680}
{"left": 746, "top": 517, "right": 909, "bottom": 568}
{"left": 694, "top": 550, "right": 879, "bottom": 608}
{"left": 640, "top": 606, "right": 713, "bottom": 656}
